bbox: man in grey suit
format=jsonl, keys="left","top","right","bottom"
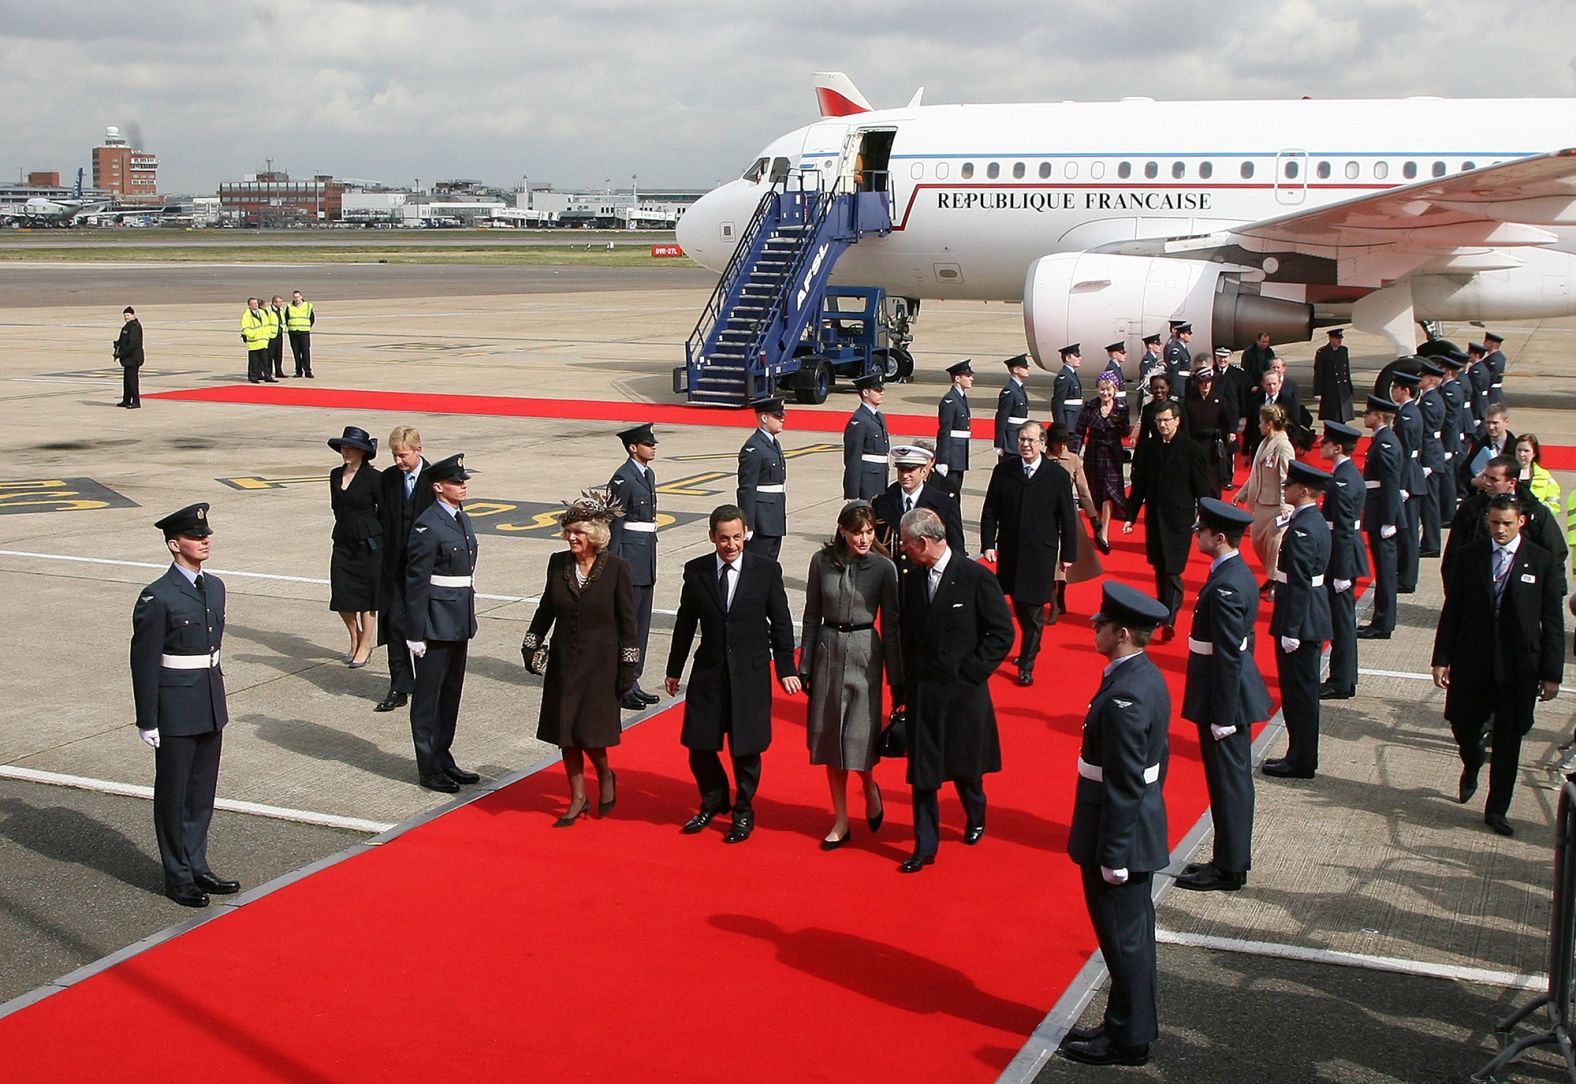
{"left": 609, "top": 423, "right": 661, "bottom": 709}
{"left": 131, "top": 503, "right": 238, "bottom": 907}
{"left": 1061, "top": 582, "right": 1172, "bottom": 1068}
{"left": 738, "top": 396, "right": 788, "bottom": 560}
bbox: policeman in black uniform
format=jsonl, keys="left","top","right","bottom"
{"left": 131, "top": 503, "right": 238, "bottom": 907}
{"left": 404, "top": 453, "right": 481, "bottom": 793}
{"left": 1482, "top": 330, "right": 1507, "bottom": 407}
{"left": 1318, "top": 421, "right": 1368, "bottom": 699}
{"left": 738, "top": 396, "right": 788, "bottom": 560}
{"left": 1390, "top": 368, "right": 1426, "bottom": 593}
{"left": 841, "top": 373, "right": 889, "bottom": 500}
{"left": 1060, "top": 581, "right": 1172, "bottom": 1068}
{"left": 609, "top": 423, "right": 661, "bottom": 709}
{"left": 1312, "top": 327, "right": 1354, "bottom": 422}
{"left": 1359, "top": 396, "right": 1404, "bottom": 638}
{"left": 934, "top": 359, "right": 974, "bottom": 497}
{"left": 994, "top": 354, "right": 1032, "bottom": 458}
{"left": 1264, "top": 461, "right": 1334, "bottom": 779}
{"left": 1052, "top": 344, "right": 1085, "bottom": 448}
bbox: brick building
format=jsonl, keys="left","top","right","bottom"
{"left": 218, "top": 170, "right": 345, "bottom": 225}
{"left": 92, "top": 127, "right": 158, "bottom": 199}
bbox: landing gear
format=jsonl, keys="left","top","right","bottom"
{"left": 1419, "top": 319, "right": 1444, "bottom": 342}
{"left": 793, "top": 358, "right": 832, "bottom": 404}
{"left": 875, "top": 346, "right": 914, "bottom": 383}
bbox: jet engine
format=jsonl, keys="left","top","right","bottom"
{"left": 1023, "top": 253, "right": 1314, "bottom": 375}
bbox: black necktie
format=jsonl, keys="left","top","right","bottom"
{"left": 904, "top": 495, "right": 913, "bottom": 514}
{"left": 193, "top": 573, "right": 205, "bottom": 594}
{"left": 718, "top": 562, "right": 732, "bottom": 609}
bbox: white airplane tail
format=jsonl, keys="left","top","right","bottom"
{"left": 813, "top": 72, "right": 872, "bottom": 117}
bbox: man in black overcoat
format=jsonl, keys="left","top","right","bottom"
{"left": 1264, "top": 462, "right": 1334, "bottom": 779}
{"left": 1318, "top": 422, "right": 1369, "bottom": 700}
{"left": 609, "top": 422, "right": 661, "bottom": 709}
{"left": 872, "top": 444, "right": 965, "bottom": 567}
{"left": 893, "top": 507, "right": 1014, "bottom": 873}
{"left": 114, "top": 305, "right": 144, "bottom": 408}
{"left": 980, "top": 420, "right": 1077, "bottom": 685}
{"left": 1312, "top": 327, "right": 1354, "bottom": 422}
{"left": 665, "top": 504, "right": 800, "bottom": 844}
{"left": 1443, "top": 456, "right": 1567, "bottom": 581}
{"left": 1060, "top": 582, "right": 1172, "bottom": 1068}
{"left": 375, "top": 426, "right": 432, "bottom": 712}
{"left": 1432, "top": 494, "right": 1565, "bottom": 836}
{"left": 1125, "top": 402, "right": 1209, "bottom": 638}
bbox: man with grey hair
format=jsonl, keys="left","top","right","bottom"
{"left": 893, "top": 507, "right": 1014, "bottom": 873}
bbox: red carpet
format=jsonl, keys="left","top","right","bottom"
{"left": 0, "top": 495, "right": 1296, "bottom": 1082}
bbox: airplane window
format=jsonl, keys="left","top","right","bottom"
{"left": 1144, "top": 161, "right": 1158, "bottom": 179}
{"left": 1091, "top": 161, "right": 1106, "bottom": 179}
{"left": 1117, "top": 162, "right": 1132, "bottom": 179}
{"left": 769, "top": 157, "right": 790, "bottom": 183}
{"left": 1374, "top": 161, "right": 1389, "bottom": 180}
{"left": 986, "top": 162, "right": 1000, "bottom": 179}
{"left": 1345, "top": 161, "right": 1359, "bottom": 180}
{"left": 1316, "top": 161, "right": 1331, "bottom": 179}
{"left": 1172, "top": 161, "right": 1185, "bottom": 179}
{"left": 1241, "top": 161, "right": 1255, "bottom": 179}
{"left": 1012, "top": 162, "right": 1025, "bottom": 179}
{"left": 911, "top": 162, "right": 924, "bottom": 180}
{"left": 1284, "top": 160, "right": 1300, "bottom": 179}
{"left": 1039, "top": 162, "right": 1052, "bottom": 178}
{"left": 742, "top": 157, "right": 767, "bottom": 182}
{"left": 1432, "top": 160, "right": 1446, "bottom": 177}
{"left": 936, "top": 162, "right": 949, "bottom": 179}
{"left": 1199, "top": 161, "right": 1213, "bottom": 179}
{"left": 1065, "top": 161, "right": 1079, "bottom": 179}
{"left": 961, "top": 162, "right": 974, "bottom": 179}
{"left": 1462, "top": 161, "right": 1476, "bottom": 171}
{"left": 1403, "top": 161, "right": 1417, "bottom": 179}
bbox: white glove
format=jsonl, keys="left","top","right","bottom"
{"left": 1400, "top": 489, "right": 1410, "bottom": 502}
{"left": 1380, "top": 525, "right": 1397, "bottom": 539}
{"left": 1210, "top": 723, "right": 1238, "bottom": 741}
{"left": 406, "top": 640, "right": 427, "bottom": 659}
{"left": 1101, "top": 866, "right": 1129, "bottom": 885}
{"left": 935, "top": 463, "right": 949, "bottom": 475}
{"left": 1279, "top": 636, "right": 1301, "bottom": 653}
{"left": 1334, "top": 578, "right": 1353, "bottom": 593}
{"left": 744, "top": 528, "right": 754, "bottom": 541}
{"left": 139, "top": 727, "right": 160, "bottom": 749}
{"left": 1423, "top": 467, "right": 1432, "bottom": 477}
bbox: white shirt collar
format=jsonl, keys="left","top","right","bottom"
{"left": 1495, "top": 535, "right": 1523, "bottom": 560}
{"left": 928, "top": 545, "right": 952, "bottom": 582}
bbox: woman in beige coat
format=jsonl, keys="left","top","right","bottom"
{"left": 1045, "top": 420, "right": 1102, "bottom": 621}
{"left": 1233, "top": 403, "right": 1294, "bottom": 597}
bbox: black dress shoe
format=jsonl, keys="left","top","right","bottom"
{"left": 1262, "top": 759, "right": 1315, "bottom": 780}
{"left": 899, "top": 853, "right": 935, "bottom": 873}
{"left": 866, "top": 785, "right": 884, "bottom": 832}
{"left": 820, "top": 828, "right": 851, "bottom": 852}
{"left": 1061, "top": 1035, "right": 1149, "bottom": 1066}
{"left": 723, "top": 813, "right": 755, "bottom": 844}
{"left": 621, "top": 692, "right": 648, "bottom": 711}
{"left": 374, "top": 691, "right": 408, "bottom": 712}
{"left": 165, "top": 883, "right": 210, "bottom": 908}
{"left": 1458, "top": 766, "right": 1480, "bottom": 804}
{"left": 1356, "top": 626, "right": 1391, "bottom": 640}
{"left": 1095, "top": 534, "right": 1112, "bottom": 555}
{"left": 1319, "top": 683, "right": 1354, "bottom": 700}
{"left": 553, "top": 798, "right": 589, "bottom": 828}
{"left": 1017, "top": 669, "right": 1034, "bottom": 687}
{"left": 636, "top": 688, "right": 660, "bottom": 705}
{"left": 127, "top": 402, "right": 140, "bottom": 409}
{"left": 419, "top": 774, "right": 460, "bottom": 794}
{"left": 1420, "top": 549, "right": 1441, "bottom": 558}
{"left": 446, "top": 766, "right": 481, "bottom": 785}
{"left": 1398, "top": 585, "right": 1416, "bottom": 594}
{"left": 680, "top": 807, "right": 727, "bottom": 834}
{"left": 964, "top": 824, "right": 986, "bottom": 845}
{"left": 1175, "top": 864, "right": 1245, "bottom": 892}
{"left": 1485, "top": 813, "right": 1513, "bottom": 836}
{"left": 1062, "top": 1023, "right": 1106, "bottom": 1045}
{"left": 193, "top": 871, "right": 240, "bottom": 894}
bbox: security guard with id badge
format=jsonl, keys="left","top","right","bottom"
{"left": 609, "top": 423, "right": 661, "bottom": 709}
{"left": 738, "top": 396, "right": 789, "bottom": 560}
{"left": 131, "top": 503, "right": 238, "bottom": 908}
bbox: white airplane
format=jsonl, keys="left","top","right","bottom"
{"left": 675, "top": 73, "right": 1576, "bottom": 371}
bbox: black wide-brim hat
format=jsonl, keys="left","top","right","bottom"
{"left": 328, "top": 425, "right": 378, "bottom": 458}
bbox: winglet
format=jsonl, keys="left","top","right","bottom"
{"left": 814, "top": 72, "right": 873, "bottom": 117}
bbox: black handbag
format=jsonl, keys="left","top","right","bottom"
{"left": 881, "top": 706, "right": 909, "bottom": 758}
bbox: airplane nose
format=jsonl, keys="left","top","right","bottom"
{"left": 675, "top": 201, "right": 706, "bottom": 266}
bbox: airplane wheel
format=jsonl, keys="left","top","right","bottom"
{"left": 794, "top": 359, "right": 832, "bottom": 404}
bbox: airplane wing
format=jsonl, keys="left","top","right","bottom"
{"left": 1103, "top": 148, "right": 1576, "bottom": 285}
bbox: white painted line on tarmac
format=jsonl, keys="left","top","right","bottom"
{"left": 1360, "top": 666, "right": 1576, "bottom": 695}
{"left": 1154, "top": 928, "right": 1544, "bottom": 991}
{"left": 0, "top": 765, "right": 395, "bottom": 834}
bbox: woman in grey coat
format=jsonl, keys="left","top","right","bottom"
{"left": 801, "top": 501, "right": 902, "bottom": 851}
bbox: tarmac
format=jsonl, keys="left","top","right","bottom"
{"left": 1, "top": 259, "right": 1574, "bottom": 1081}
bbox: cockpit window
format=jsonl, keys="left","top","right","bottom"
{"left": 741, "top": 157, "right": 768, "bottom": 182}
{"left": 769, "top": 157, "right": 791, "bottom": 183}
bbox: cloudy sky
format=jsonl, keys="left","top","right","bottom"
{"left": 4, "top": 0, "right": 1574, "bottom": 195}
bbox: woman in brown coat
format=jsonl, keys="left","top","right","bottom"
{"left": 521, "top": 491, "right": 639, "bottom": 826}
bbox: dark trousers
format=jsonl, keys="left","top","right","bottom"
{"left": 1012, "top": 598, "right": 1046, "bottom": 670}
{"left": 1326, "top": 583, "right": 1358, "bottom": 695}
{"left": 1365, "top": 527, "right": 1397, "bottom": 632}
{"left": 120, "top": 364, "right": 140, "bottom": 405}
{"left": 630, "top": 582, "right": 654, "bottom": 684}
{"left": 1197, "top": 722, "right": 1254, "bottom": 872}
{"left": 246, "top": 347, "right": 269, "bottom": 382}
{"left": 937, "top": 469, "right": 964, "bottom": 500}
{"left": 1438, "top": 456, "right": 1459, "bottom": 521}
{"left": 268, "top": 334, "right": 285, "bottom": 375}
{"left": 1420, "top": 469, "right": 1444, "bottom": 553}
{"left": 1398, "top": 492, "right": 1420, "bottom": 590}
{"left": 1154, "top": 568, "right": 1184, "bottom": 627}
{"left": 409, "top": 638, "right": 467, "bottom": 777}
{"left": 911, "top": 777, "right": 985, "bottom": 857}
{"left": 689, "top": 749, "right": 761, "bottom": 816}
{"left": 744, "top": 534, "right": 781, "bottom": 562}
{"left": 384, "top": 611, "right": 416, "bottom": 695}
{"left": 153, "top": 729, "right": 223, "bottom": 888}
{"left": 288, "top": 330, "right": 312, "bottom": 375}
{"left": 1275, "top": 639, "right": 1323, "bottom": 772}
{"left": 1452, "top": 693, "right": 1532, "bottom": 817}
{"left": 1081, "top": 865, "right": 1159, "bottom": 1047}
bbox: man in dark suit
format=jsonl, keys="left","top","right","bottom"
{"left": 375, "top": 425, "right": 433, "bottom": 713}
{"left": 1443, "top": 455, "right": 1568, "bottom": 581}
{"left": 1390, "top": 370, "right": 1427, "bottom": 593}
{"left": 1459, "top": 403, "right": 1515, "bottom": 493}
{"left": 131, "top": 503, "right": 238, "bottom": 907}
{"left": 841, "top": 373, "right": 889, "bottom": 500}
{"left": 934, "top": 359, "right": 974, "bottom": 498}
{"left": 980, "top": 420, "right": 1078, "bottom": 685}
{"left": 1433, "top": 493, "right": 1565, "bottom": 836}
{"left": 1359, "top": 396, "right": 1404, "bottom": 638}
{"left": 1060, "top": 582, "right": 1172, "bottom": 1069}
{"left": 1482, "top": 330, "right": 1508, "bottom": 408}
{"left": 1125, "top": 402, "right": 1210, "bottom": 638}
{"left": 1264, "top": 462, "right": 1334, "bottom": 779}
{"left": 665, "top": 504, "right": 800, "bottom": 844}
{"left": 1241, "top": 331, "right": 1275, "bottom": 390}
{"left": 993, "top": 354, "right": 1032, "bottom": 458}
{"left": 1417, "top": 359, "right": 1449, "bottom": 556}
{"left": 114, "top": 305, "right": 144, "bottom": 408}
{"left": 893, "top": 507, "right": 1014, "bottom": 872}
{"left": 1312, "top": 327, "right": 1354, "bottom": 422}
{"left": 403, "top": 453, "right": 480, "bottom": 793}
{"left": 738, "top": 396, "right": 789, "bottom": 560}
{"left": 872, "top": 444, "right": 965, "bottom": 566}
{"left": 1318, "top": 422, "right": 1369, "bottom": 700}
{"left": 1052, "top": 344, "right": 1085, "bottom": 449}
{"left": 609, "top": 423, "right": 661, "bottom": 709}
{"left": 1242, "top": 369, "right": 1303, "bottom": 461}
{"left": 1177, "top": 498, "right": 1271, "bottom": 892}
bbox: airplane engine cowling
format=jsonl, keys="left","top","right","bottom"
{"left": 1023, "top": 253, "right": 1314, "bottom": 375}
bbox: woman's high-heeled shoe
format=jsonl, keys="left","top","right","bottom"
{"left": 820, "top": 828, "right": 852, "bottom": 852}
{"left": 866, "top": 784, "right": 885, "bottom": 833}
{"left": 598, "top": 770, "right": 618, "bottom": 817}
{"left": 553, "top": 799, "right": 589, "bottom": 828}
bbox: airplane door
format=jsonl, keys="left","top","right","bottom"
{"left": 839, "top": 127, "right": 897, "bottom": 194}
{"left": 1274, "top": 149, "right": 1308, "bottom": 206}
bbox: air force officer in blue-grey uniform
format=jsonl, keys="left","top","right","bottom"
{"left": 841, "top": 373, "right": 890, "bottom": 500}
{"left": 404, "top": 453, "right": 481, "bottom": 793}
{"left": 1318, "top": 421, "right": 1369, "bottom": 700}
{"left": 738, "top": 396, "right": 789, "bottom": 560}
{"left": 609, "top": 423, "right": 661, "bottom": 709}
{"left": 934, "top": 358, "right": 974, "bottom": 497}
{"left": 131, "top": 503, "right": 237, "bottom": 908}
{"left": 1359, "top": 395, "right": 1405, "bottom": 637}
{"left": 1060, "top": 582, "right": 1172, "bottom": 1068}
{"left": 1264, "top": 462, "right": 1334, "bottom": 779}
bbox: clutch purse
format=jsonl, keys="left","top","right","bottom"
{"left": 521, "top": 635, "right": 549, "bottom": 675}
{"left": 880, "top": 707, "right": 909, "bottom": 758}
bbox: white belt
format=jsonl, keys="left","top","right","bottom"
{"left": 1432, "top": 431, "right": 1442, "bottom": 439}
{"left": 1364, "top": 480, "right": 1381, "bottom": 489}
{"left": 162, "top": 650, "right": 220, "bottom": 669}
{"left": 1078, "top": 756, "right": 1161, "bottom": 785}
{"left": 1188, "top": 635, "right": 1248, "bottom": 656}
{"left": 1444, "top": 452, "right": 1455, "bottom": 460}
{"left": 624, "top": 521, "right": 657, "bottom": 533}
{"left": 1007, "top": 415, "right": 1029, "bottom": 425}
{"left": 1063, "top": 398, "right": 1084, "bottom": 407}
{"left": 1273, "top": 571, "right": 1324, "bottom": 586}
{"left": 431, "top": 574, "right": 473, "bottom": 588}
{"left": 860, "top": 454, "right": 888, "bottom": 464}
{"left": 1409, "top": 450, "right": 1419, "bottom": 458}
{"left": 755, "top": 484, "right": 785, "bottom": 494}
{"left": 948, "top": 429, "right": 972, "bottom": 439}
{"left": 1352, "top": 519, "right": 1362, "bottom": 530}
